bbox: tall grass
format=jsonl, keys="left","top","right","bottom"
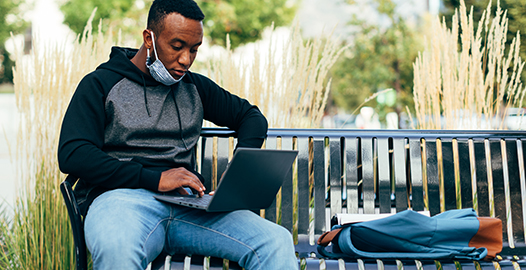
{"left": 412, "top": 0, "right": 526, "bottom": 130}
{"left": 0, "top": 10, "right": 118, "bottom": 269}
{"left": 206, "top": 23, "right": 347, "bottom": 128}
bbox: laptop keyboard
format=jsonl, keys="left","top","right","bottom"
{"left": 183, "top": 195, "right": 212, "bottom": 205}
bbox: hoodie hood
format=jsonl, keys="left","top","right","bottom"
{"left": 97, "top": 46, "right": 162, "bottom": 87}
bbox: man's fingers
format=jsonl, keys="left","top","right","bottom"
{"left": 175, "top": 187, "right": 189, "bottom": 195}
{"left": 175, "top": 178, "right": 205, "bottom": 195}
{"left": 158, "top": 167, "right": 205, "bottom": 195}
{"left": 188, "top": 181, "right": 205, "bottom": 197}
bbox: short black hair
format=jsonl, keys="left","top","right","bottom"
{"left": 147, "top": 0, "right": 205, "bottom": 34}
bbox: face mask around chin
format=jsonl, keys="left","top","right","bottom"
{"left": 145, "top": 31, "right": 185, "bottom": 86}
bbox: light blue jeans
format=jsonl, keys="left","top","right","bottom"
{"left": 84, "top": 188, "right": 298, "bottom": 270}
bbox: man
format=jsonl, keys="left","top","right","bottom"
{"left": 57, "top": 0, "right": 298, "bottom": 269}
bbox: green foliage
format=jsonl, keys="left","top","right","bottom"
{"left": 60, "top": 0, "right": 298, "bottom": 49}
{"left": 0, "top": 0, "right": 27, "bottom": 43}
{"left": 0, "top": 0, "right": 28, "bottom": 84}
{"left": 0, "top": 50, "right": 15, "bottom": 84}
{"left": 330, "top": 0, "right": 422, "bottom": 122}
{"left": 59, "top": 0, "right": 135, "bottom": 35}
{"left": 197, "top": 0, "right": 297, "bottom": 49}
{"left": 441, "top": 0, "right": 526, "bottom": 81}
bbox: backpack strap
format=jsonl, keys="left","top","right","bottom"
{"left": 317, "top": 228, "right": 342, "bottom": 246}
{"left": 317, "top": 227, "right": 351, "bottom": 259}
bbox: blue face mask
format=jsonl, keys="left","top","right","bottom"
{"left": 146, "top": 31, "right": 185, "bottom": 86}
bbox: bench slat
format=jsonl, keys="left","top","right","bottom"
{"left": 216, "top": 137, "right": 230, "bottom": 183}
{"left": 497, "top": 260, "right": 518, "bottom": 270}
{"left": 409, "top": 138, "right": 425, "bottom": 211}
{"left": 457, "top": 139, "right": 474, "bottom": 210}
{"left": 345, "top": 137, "right": 360, "bottom": 214}
{"left": 361, "top": 137, "right": 375, "bottom": 214}
{"left": 312, "top": 138, "right": 326, "bottom": 234}
{"left": 474, "top": 139, "right": 490, "bottom": 217}
{"left": 425, "top": 139, "right": 441, "bottom": 215}
{"left": 200, "top": 136, "right": 214, "bottom": 191}
{"left": 490, "top": 139, "right": 508, "bottom": 247}
{"left": 330, "top": 138, "right": 343, "bottom": 216}
{"left": 441, "top": 138, "right": 458, "bottom": 211}
{"left": 458, "top": 261, "right": 478, "bottom": 270}
{"left": 264, "top": 136, "right": 278, "bottom": 223}
{"left": 393, "top": 137, "right": 409, "bottom": 212}
{"left": 520, "top": 140, "right": 526, "bottom": 246}
{"left": 297, "top": 137, "right": 310, "bottom": 235}
{"left": 477, "top": 261, "right": 498, "bottom": 270}
{"left": 281, "top": 136, "right": 295, "bottom": 232}
{"left": 505, "top": 139, "right": 524, "bottom": 246}
{"left": 377, "top": 137, "right": 391, "bottom": 213}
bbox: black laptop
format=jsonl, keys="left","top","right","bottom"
{"left": 153, "top": 147, "right": 298, "bottom": 212}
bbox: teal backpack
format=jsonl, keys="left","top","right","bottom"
{"left": 317, "top": 208, "right": 502, "bottom": 261}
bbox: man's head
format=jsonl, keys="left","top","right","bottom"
{"left": 147, "top": 0, "right": 205, "bottom": 36}
{"left": 142, "top": 0, "right": 205, "bottom": 81}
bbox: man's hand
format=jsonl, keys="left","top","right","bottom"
{"left": 158, "top": 167, "right": 205, "bottom": 197}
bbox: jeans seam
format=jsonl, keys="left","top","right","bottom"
{"left": 171, "top": 218, "right": 261, "bottom": 268}
{"left": 141, "top": 217, "right": 171, "bottom": 266}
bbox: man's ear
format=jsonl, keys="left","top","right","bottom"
{"left": 143, "top": 29, "right": 153, "bottom": 49}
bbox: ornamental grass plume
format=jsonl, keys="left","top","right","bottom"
{"left": 412, "top": 0, "right": 526, "bottom": 130}
{"left": 206, "top": 22, "right": 348, "bottom": 128}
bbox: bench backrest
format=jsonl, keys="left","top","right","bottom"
{"left": 197, "top": 128, "right": 526, "bottom": 255}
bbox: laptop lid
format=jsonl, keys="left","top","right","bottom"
{"left": 154, "top": 147, "right": 298, "bottom": 212}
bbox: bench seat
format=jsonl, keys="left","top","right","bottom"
{"left": 61, "top": 128, "right": 526, "bottom": 269}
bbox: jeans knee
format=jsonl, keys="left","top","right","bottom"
{"left": 88, "top": 234, "right": 146, "bottom": 269}
{"left": 242, "top": 224, "right": 297, "bottom": 269}
{"left": 269, "top": 225, "right": 294, "bottom": 251}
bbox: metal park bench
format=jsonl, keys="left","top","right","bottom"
{"left": 61, "top": 127, "right": 526, "bottom": 269}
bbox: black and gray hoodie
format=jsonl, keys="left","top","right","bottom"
{"left": 58, "top": 46, "right": 268, "bottom": 215}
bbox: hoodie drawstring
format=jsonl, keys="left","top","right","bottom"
{"left": 142, "top": 77, "right": 188, "bottom": 150}
{"left": 171, "top": 87, "right": 189, "bottom": 150}
{"left": 141, "top": 74, "right": 151, "bottom": 117}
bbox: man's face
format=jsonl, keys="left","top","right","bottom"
{"left": 149, "top": 13, "right": 203, "bottom": 80}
